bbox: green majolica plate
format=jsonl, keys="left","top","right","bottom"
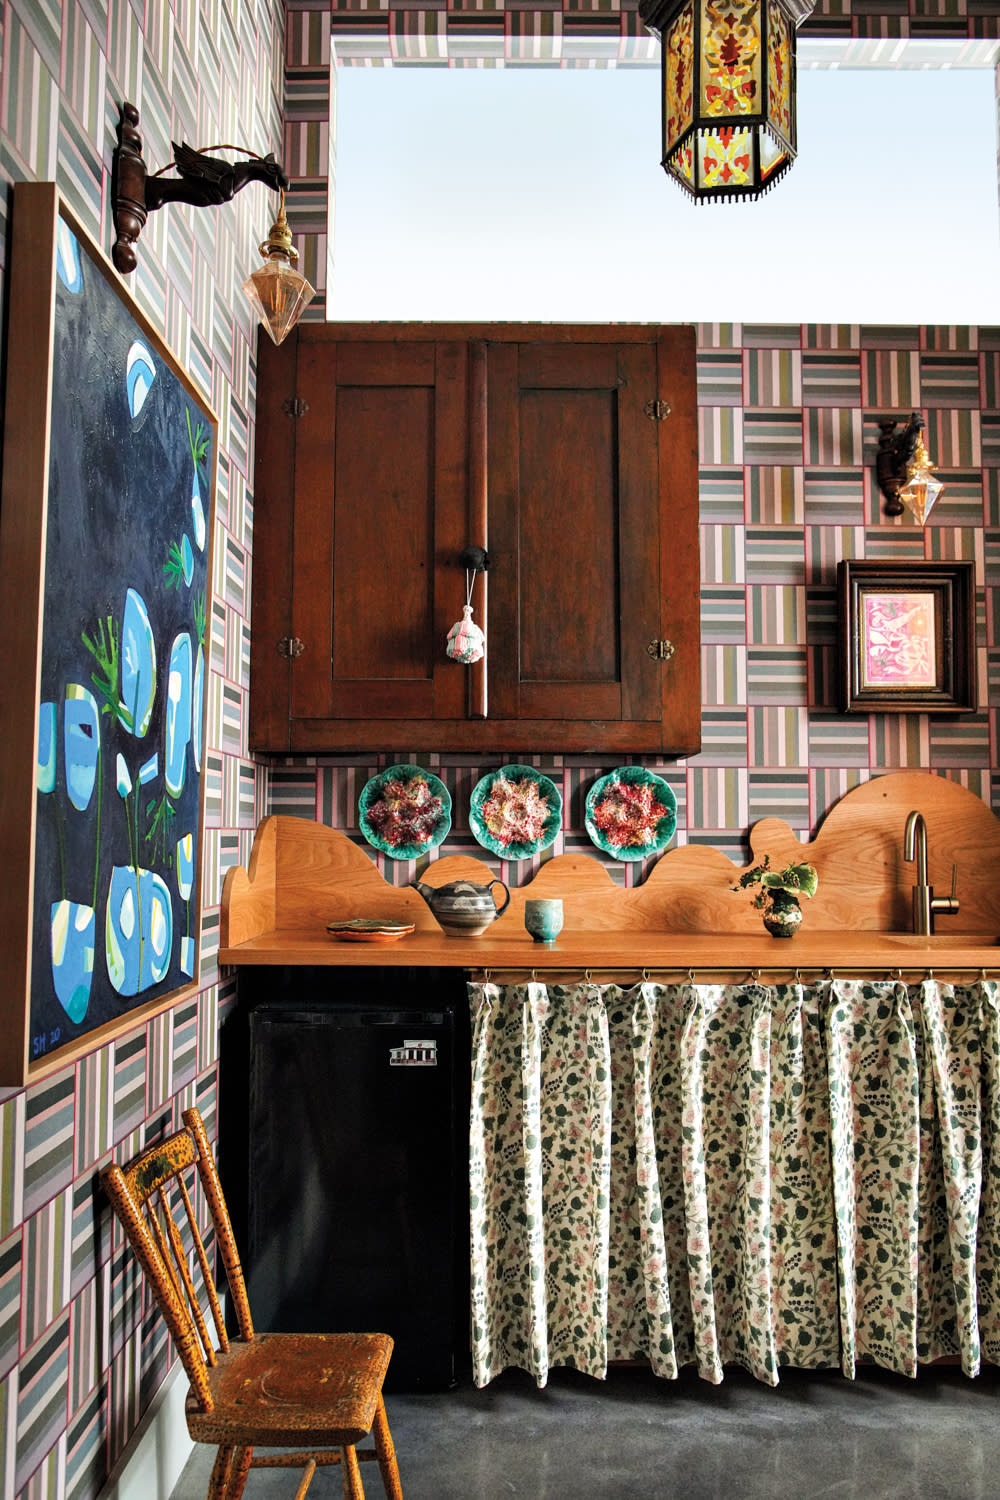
{"left": 584, "top": 767, "right": 677, "bottom": 862}
{"left": 358, "top": 764, "right": 452, "bottom": 860}
{"left": 469, "top": 764, "right": 563, "bottom": 861}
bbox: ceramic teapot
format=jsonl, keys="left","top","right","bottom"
{"left": 412, "top": 877, "right": 511, "bottom": 937}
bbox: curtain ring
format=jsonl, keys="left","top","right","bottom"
{"left": 584, "top": 968, "right": 592, "bottom": 983}
{"left": 642, "top": 967, "right": 650, "bottom": 982}
{"left": 484, "top": 968, "right": 491, "bottom": 982}
{"left": 794, "top": 968, "right": 802, "bottom": 983}
{"left": 531, "top": 968, "right": 537, "bottom": 983}
{"left": 981, "top": 968, "right": 988, "bottom": 982}
{"left": 927, "top": 967, "right": 934, "bottom": 982}
{"left": 825, "top": 967, "right": 835, "bottom": 981}
{"left": 688, "top": 968, "right": 696, "bottom": 984}
{"left": 747, "top": 968, "right": 761, "bottom": 985}
{"left": 892, "top": 968, "right": 902, "bottom": 981}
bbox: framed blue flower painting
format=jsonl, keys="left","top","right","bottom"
{"left": 0, "top": 185, "right": 217, "bottom": 1084}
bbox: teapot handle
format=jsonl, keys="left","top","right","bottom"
{"left": 489, "top": 879, "right": 511, "bottom": 918}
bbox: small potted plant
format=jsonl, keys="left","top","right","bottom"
{"left": 734, "top": 855, "right": 818, "bottom": 938}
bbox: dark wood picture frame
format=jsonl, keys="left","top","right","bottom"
{"left": 837, "top": 560, "right": 976, "bottom": 715}
{"left": 0, "top": 184, "right": 217, "bottom": 1087}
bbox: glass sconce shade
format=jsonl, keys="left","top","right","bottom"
{"left": 242, "top": 191, "right": 315, "bottom": 346}
{"left": 242, "top": 257, "right": 315, "bottom": 347}
{"left": 643, "top": 0, "right": 807, "bottom": 202}
{"left": 898, "top": 437, "right": 945, "bottom": 525}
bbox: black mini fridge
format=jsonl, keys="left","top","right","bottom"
{"left": 238, "top": 968, "right": 468, "bottom": 1391}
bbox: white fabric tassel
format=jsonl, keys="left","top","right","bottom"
{"left": 446, "top": 602, "right": 485, "bottom": 664}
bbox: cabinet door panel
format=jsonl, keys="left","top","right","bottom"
{"left": 518, "top": 387, "right": 619, "bottom": 684}
{"left": 335, "top": 341, "right": 436, "bottom": 386}
{"left": 289, "top": 339, "right": 338, "bottom": 721}
{"left": 653, "top": 325, "right": 701, "bottom": 755}
{"left": 489, "top": 342, "right": 661, "bottom": 724}
{"left": 249, "top": 334, "right": 298, "bottom": 751}
{"left": 518, "top": 343, "right": 621, "bottom": 389}
{"left": 290, "top": 340, "right": 467, "bottom": 724}
{"left": 331, "top": 384, "right": 434, "bottom": 684}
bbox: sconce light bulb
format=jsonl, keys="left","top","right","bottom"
{"left": 898, "top": 437, "right": 944, "bottom": 526}
{"left": 242, "top": 192, "right": 315, "bottom": 346}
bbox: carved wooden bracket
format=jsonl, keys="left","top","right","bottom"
{"left": 111, "top": 101, "right": 289, "bottom": 275}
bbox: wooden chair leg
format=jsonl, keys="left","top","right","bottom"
{"left": 222, "top": 1447, "right": 253, "bottom": 1500}
{"left": 207, "top": 1447, "right": 236, "bottom": 1500}
{"left": 205, "top": 1444, "right": 252, "bottom": 1500}
{"left": 372, "top": 1394, "right": 404, "bottom": 1500}
{"left": 293, "top": 1459, "right": 318, "bottom": 1500}
{"left": 341, "top": 1444, "right": 365, "bottom": 1500}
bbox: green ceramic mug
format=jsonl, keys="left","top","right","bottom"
{"left": 524, "top": 898, "right": 564, "bottom": 944}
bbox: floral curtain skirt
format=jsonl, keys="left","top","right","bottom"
{"left": 467, "top": 977, "right": 1000, "bottom": 1389}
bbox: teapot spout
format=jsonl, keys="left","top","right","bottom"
{"left": 411, "top": 880, "right": 433, "bottom": 904}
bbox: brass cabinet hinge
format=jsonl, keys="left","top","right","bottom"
{"left": 647, "top": 638, "right": 675, "bottom": 661}
{"left": 644, "top": 399, "right": 672, "bottom": 421}
{"left": 276, "top": 636, "right": 305, "bottom": 659}
{"left": 282, "top": 398, "right": 309, "bottom": 418}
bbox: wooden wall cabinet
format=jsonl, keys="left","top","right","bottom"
{"left": 250, "top": 322, "right": 699, "bottom": 755}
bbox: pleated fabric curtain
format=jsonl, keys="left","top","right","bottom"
{"left": 467, "top": 978, "right": 1000, "bottom": 1390}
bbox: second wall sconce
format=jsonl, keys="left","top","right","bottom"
{"left": 111, "top": 102, "right": 315, "bottom": 346}
{"left": 875, "top": 411, "right": 944, "bottom": 525}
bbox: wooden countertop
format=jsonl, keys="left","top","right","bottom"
{"left": 219, "top": 774, "right": 1000, "bottom": 980}
{"left": 219, "top": 925, "right": 1000, "bottom": 977}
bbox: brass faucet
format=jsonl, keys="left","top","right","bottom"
{"left": 903, "top": 810, "right": 959, "bottom": 936}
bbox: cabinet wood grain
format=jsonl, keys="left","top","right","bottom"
{"left": 249, "top": 322, "right": 700, "bottom": 755}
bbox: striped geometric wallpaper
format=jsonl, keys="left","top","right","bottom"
{"left": 0, "top": 1, "right": 285, "bottom": 1497}
{"left": 327, "top": 0, "right": 1000, "bottom": 50}
{"left": 267, "top": 5, "right": 1000, "bottom": 893}
{"left": 2, "top": 3, "right": 1000, "bottom": 1500}
{"left": 287, "top": 3, "right": 1000, "bottom": 327}
{"left": 267, "top": 320, "right": 1000, "bottom": 881}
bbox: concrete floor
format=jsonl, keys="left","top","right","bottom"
{"left": 169, "top": 1362, "right": 1000, "bottom": 1500}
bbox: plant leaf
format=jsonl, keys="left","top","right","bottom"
{"left": 762, "top": 862, "right": 818, "bottom": 899}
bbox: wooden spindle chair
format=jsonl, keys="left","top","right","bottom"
{"left": 101, "top": 1106, "right": 403, "bottom": 1500}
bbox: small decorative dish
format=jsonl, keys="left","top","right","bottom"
{"left": 584, "top": 767, "right": 677, "bottom": 862}
{"left": 469, "top": 764, "right": 563, "bottom": 861}
{"left": 358, "top": 764, "right": 452, "bottom": 859}
{"left": 326, "top": 918, "right": 416, "bottom": 944}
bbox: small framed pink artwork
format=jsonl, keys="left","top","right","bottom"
{"left": 838, "top": 561, "right": 976, "bottom": 714}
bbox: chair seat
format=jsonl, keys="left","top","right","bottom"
{"left": 186, "top": 1331, "right": 394, "bottom": 1448}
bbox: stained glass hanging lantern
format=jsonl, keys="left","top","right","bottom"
{"left": 639, "top": 0, "right": 814, "bottom": 203}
